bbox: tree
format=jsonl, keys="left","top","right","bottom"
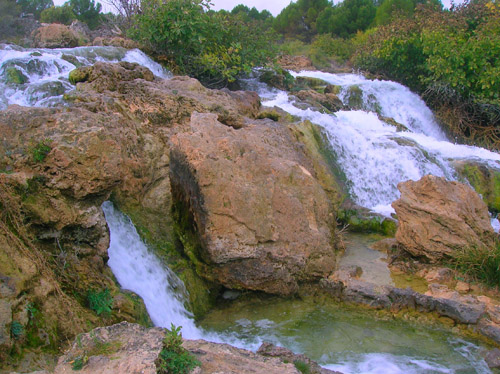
{"left": 17, "top": 0, "right": 54, "bottom": 19}
{"left": 69, "top": 0, "right": 102, "bottom": 29}
{"left": 317, "top": 0, "right": 376, "bottom": 37}
{"left": 0, "top": 0, "right": 21, "bottom": 39}
{"left": 273, "top": 0, "right": 329, "bottom": 39}
{"left": 40, "top": 4, "right": 76, "bottom": 24}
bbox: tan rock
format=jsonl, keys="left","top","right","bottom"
{"left": 31, "top": 24, "right": 79, "bottom": 48}
{"left": 92, "top": 36, "right": 139, "bottom": 49}
{"left": 278, "top": 55, "right": 314, "bottom": 72}
{"left": 424, "top": 268, "right": 453, "bottom": 283}
{"left": 455, "top": 281, "right": 471, "bottom": 293}
{"left": 392, "top": 175, "right": 496, "bottom": 262}
{"left": 170, "top": 112, "right": 337, "bottom": 295}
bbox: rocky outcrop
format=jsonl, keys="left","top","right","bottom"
{"left": 31, "top": 24, "right": 79, "bottom": 48}
{"left": 277, "top": 55, "right": 315, "bottom": 72}
{"left": 170, "top": 112, "right": 338, "bottom": 295}
{"left": 392, "top": 175, "right": 497, "bottom": 262}
{"left": 92, "top": 36, "right": 139, "bottom": 49}
{"left": 53, "top": 322, "right": 335, "bottom": 374}
{"left": 293, "top": 90, "right": 344, "bottom": 113}
{"left": 1, "top": 60, "right": 344, "bottom": 364}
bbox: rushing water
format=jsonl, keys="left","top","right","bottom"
{"left": 0, "top": 44, "right": 170, "bottom": 109}
{"left": 1, "top": 44, "right": 498, "bottom": 372}
{"left": 244, "top": 70, "right": 500, "bottom": 222}
{"left": 102, "top": 201, "right": 492, "bottom": 374}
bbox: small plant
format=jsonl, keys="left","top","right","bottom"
{"left": 71, "top": 355, "right": 88, "bottom": 370}
{"left": 10, "top": 321, "right": 24, "bottom": 339}
{"left": 156, "top": 324, "right": 200, "bottom": 374}
{"left": 29, "top": 139, "right": 52, "bottom": 163}
{"left": 26, "top": 301, "right": 39, "bottom": 326}
{"left": 294, "top": 360, "right": 311, "bottom": 374}
{"left": 87, "top": 288, "right": 113, "bottom": 316}
{"left": 451, "top": 242, "right": 500, "bottom": 288}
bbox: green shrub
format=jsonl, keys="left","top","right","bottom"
{"left": 40, "top": 4, "right": 76, "bottom": 25}
{"left": 87, "top": 288, "right": 113, "bottom": 316}
{"left": 451, "top": 242, "right": 500, "bottom": 288}
{"left": 129, "top": 0, "right": 277, "bottom": 87}
{"left": 156, "top": 324, "right": 200, "bottom": 374}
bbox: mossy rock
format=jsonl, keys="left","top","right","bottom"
{"left": 257, "top": 110, "right": 281, "bottom": 122}
{"left": 61, "top": 54, "right": 83, "bottom": 68}
{"left": 69, "top": 68, "right": 89, "bottom": 85}
{"left": 259, "top": 68, "right": 295, "bottom": 91}
{"left": 5, "top": 67, "right": 28, "bottom": 85}
{"left": 454, "top": 161, "right": 500, "bottom": 213}
{"left": 324, "top": 84, "right": 341, "bottom": 95}
{"left": 345, "top": 85, "right": 364, "bottom": 110}
{"left": 294, "top": 76, "right": 329, "bottom": 92}
{"left": 338, "top": 207, "right": 397, "bottom": 236}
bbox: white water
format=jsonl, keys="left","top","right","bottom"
{"left": 0, "top": 44, "right": 170, "bottom": 109}
{"left": 255, "top": 71, "right": 500, "bottom": 217}
{"left": 102, "top": 201, "right": 491, "bottom": 374}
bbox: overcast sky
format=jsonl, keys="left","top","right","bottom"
{"left": 54, "top": 0, "right": 460, "bottom": 16}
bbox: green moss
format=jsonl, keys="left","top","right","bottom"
{"left": 345, "top": 85, "right": 364, "bottom": 110}
{"left": 294, "top": 360, "right": 311, "bottom": 374}
{"left": 338, "top": 208, "right": 396, "bottom": 236}
{"left": 257, "top": 110, "right": 281, "bottom": 121}
{"left": 69, "top": 68, "right": 89, "bottom": 85}
{"left": 458, "top": 163, "right": 500, "bottom": 213}
{"left": 5, "top": 67, "right": 28, "bottom": 85}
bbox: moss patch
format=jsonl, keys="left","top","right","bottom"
{"left": 456, "top": 162, "right": 500, "bottom": 214}
{"left": 5, "top": 67, "right": 28, "bottom": 85}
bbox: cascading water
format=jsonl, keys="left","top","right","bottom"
{"left": 0, "top": 44, "right": 170, "bottom": 110}
{"left": 1, "top": 42, "right": 497, "bottom": 372}
{"left": 250, "top": 71, "right": 500, "bottom": 223}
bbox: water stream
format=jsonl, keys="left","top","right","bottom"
{"left": 103, "top": 201, "right": 492, "bottom": 374}
{"left": 1, "top": 45, "right": 498, "bottom": 372}
{"left": 0, "top": 44, "right": 170, "bottom": 109}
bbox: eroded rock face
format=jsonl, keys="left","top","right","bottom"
{"left": 170, "top": 113, "right": 337, "bottom": 295}
{"left": 392, "top": 175, "right": 496, "bottom": 262}
{"left": 31, "top": 24, "right": 79, "bottom": 48}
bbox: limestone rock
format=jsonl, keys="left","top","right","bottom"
{"left": 392, "top": 175, "right": 496, "bottom": 262}
{"left": 184, "top": 340, "right": 301, "bottom": 374}
{"left": 293, "top": 90, "right": 343, "bottom": 113}
{"left": 257, "top": 342, "right": 342, "bottom": 374}
{"left": 277, "top": 55, "right": 314, "bottom": 71}
{"left": 54, "top": 322, "right": 165, "bottom": 374}
{"left": 485, "top": 348, "right": 500, "bottom": 369}
{"left": 170, "top": 112, "right": 337, "bottom": 295}
{"left": 92, "top": 36, "right": 139, "bottom": 49}
{"left": 31, "top": 24, "right": 79, "bottom": 48}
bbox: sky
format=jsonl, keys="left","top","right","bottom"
{"left": 54, "top": 0, "right": 461, "bottom": 16}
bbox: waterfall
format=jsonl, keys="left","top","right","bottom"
{"left": 0, "top": 44, "right": 170, "bottom": 110}
{"left": 258, "top": 71, "right": 500, "bottom": 218}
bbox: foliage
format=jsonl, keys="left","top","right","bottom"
{"left": 10, "top": 321, "right": 24, "bottom": 339}
{"left": 294, "top": 360, "right": 311, "bottom": 374}
{"left": 71, "top": 355, "right": 88, "bottom": 370}
{"left": 69, "top": 0, "right": 102, "bottom": 29}
{"left": 156, "top": 324, "right": 200, "bottom": 374}
{"left": 0, "top": 0, "right": 22, "bottom": 39}
{"left": 316, "top": 0, "right": 376, "bottom": 37}
{"left": 87, "top": 288, "right": 113, "bottom": 316}
{"left": 17, "top": 0, "right": 53, "bottom": 19}
{"left": 451, "top": 242, "right": 500, "bottom": 288}
{"left": 40, "top": 4, "right": 76, "bottom": 25}
{"left": 129, "top": 0, "right": 277, "bottom": 87}
{"left": 29, "top": 139, "right": 52, "bottom": 163}
{"left": 273, "top": 0, "right": 330, "bottom": 40}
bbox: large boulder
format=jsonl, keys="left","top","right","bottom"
{"left": 170, "top": 113, "right": 337, "bottom": 295}
{"left": 31, "top": 24, "right": 79, "bottom": 48}
{"left": 392, "top": 175, "right": 496, "bottom": 262}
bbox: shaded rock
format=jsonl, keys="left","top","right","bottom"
{"left": 184, "top": 340, "right": 301, "bottom": 374}
{"left": 452, "top": 160, "right": 500, "bottom": 213}
{"left": 257, "top": 342, "right": 342, "bottom": 374}
{"left": 485, "top": 348, "right": 500, "bottom": 369}
{"left": 479, "top": 321, "right": 500, "bottom": 344}
{"left": 293, "top": 90, "right": 343, "bottom": 113}
{"left": 170, "top": 112, "right": 337, "bottom": 295}
{"left": 277, "top": 55, "right": 314, "bottom": 72}
{"left": 259, "top": 68, "right": 295, "bottom": 91}
{"left": 343, "top": 280, "right": 392, "bottom": 309}
{"left": 54, "top": 322, "right": 165, "bottom": 374}
{"left": 392, "top": 175, "right": 496, "bottom": 262}
{"left": 379, "top": 116, "right": 408, "bottom": 132}
{"left": 92, "top": 36, "right": 139, "bottom": 49}
{"left": 344, "top": 85, "right": 363, "bottom": 110}
{"left": 31, "top": 24, "right": 79, "bottom": 48}
{"left": 5, "top": 67, "right": 28, "bottom": 85}
{"left": 324, "top": 84, "right": 341, "bottom": 95}
{"left": 0, "top": 299, "right": 12, "bottom": 360}
{"left": 69, "top": 20, "right": 91, "bottom": 45}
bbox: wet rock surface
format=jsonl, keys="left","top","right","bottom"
{"left": 392, "top": 175, "right": 496, "bottom": 262}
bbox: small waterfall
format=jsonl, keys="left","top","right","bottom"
{"left": 102, "top": 201, "right": 202, "bottom": 339}
{"left": 0, "top": 44, "right": 170, "bottom": 110}
{"left": 258, "top": 71, "right": 500, "bottom": 216}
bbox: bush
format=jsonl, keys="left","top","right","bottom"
{"left": 87, "top": 288, "right": 113, "bottom": 316}
{"left": 156, "top": 324, "right": 200, "bottom": 374}
{"left": 17, "top": 0, "right": 53, "bottom": 19}
{"left": 452, "top": 242, "right": 500, "bottom": 288}
{"left": 129, "top": 0, "right": 277, "bottom": 87}
{"left": 40, "top": 4, "right": 76, "bottom": 25}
